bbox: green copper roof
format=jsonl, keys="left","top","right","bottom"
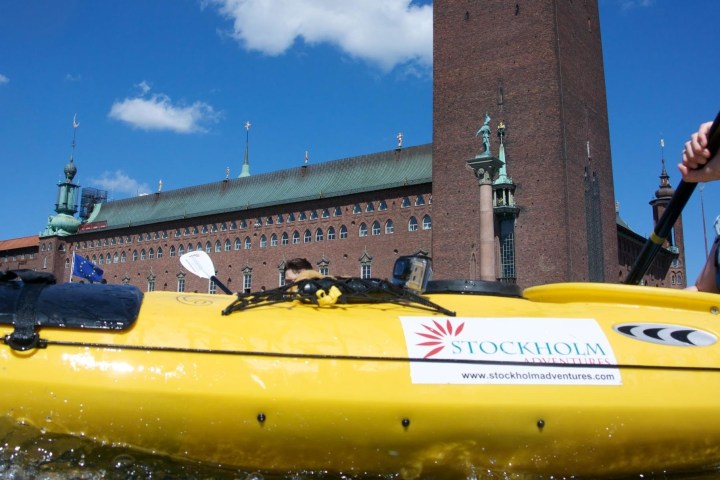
{"left": 86, "top": 144, "right": 432, "bottom": 230}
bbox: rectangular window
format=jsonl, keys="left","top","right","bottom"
{"left": 177, "top": 277, "right": 185, "bottom": 292}
{"left": 243, "top": 272, "right": 252, "bottom": 293}
{"left": 361, "top": 264, "right": 371, "bottom": 279}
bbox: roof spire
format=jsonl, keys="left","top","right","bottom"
{"left": 655, "top": 135, "right": 673, "bottom": 199}
{"left": 239, "top": 120, "right": 251, "bottom": 178}
{"left": 65, "top": 114, "right": 79, "bottom": 182}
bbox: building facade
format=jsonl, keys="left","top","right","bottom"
{"left": 0, "top": 0, "right": 685, "bottom": 291}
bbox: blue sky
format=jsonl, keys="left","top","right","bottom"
{"left": 0, "top": 0, "right": 718, "bottom": 282}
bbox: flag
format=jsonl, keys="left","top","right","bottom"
{"left": 72, "top": 253, "right": 103, "bottom": 283}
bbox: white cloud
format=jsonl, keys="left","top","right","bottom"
{"left": 618, "top": 0, "right": 654, "bottom": 10}
{"left": 0, "top": 74, "right": 9, "bottom": 85}
{"left": 206, "top": 0, "right": 432, "bottom": 72}
{"left": 108, "top": 82, "right": 220, "bottom": 133}
{"left": 90, "top": 170, "right": 151, "bottom": 197}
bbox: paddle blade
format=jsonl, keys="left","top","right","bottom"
{"left": 180, "top": 251, "right": 215, "bottom": 280}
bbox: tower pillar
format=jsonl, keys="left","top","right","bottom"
{"left": 467, "top": 155, "right": 503, "bottom": 281}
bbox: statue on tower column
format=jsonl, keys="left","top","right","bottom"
{"left": 476, "top": 113, "right": 492, "bottom": 157}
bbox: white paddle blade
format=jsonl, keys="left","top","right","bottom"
{"left": 180, "top": 250, "right": 215, "bottom": 280}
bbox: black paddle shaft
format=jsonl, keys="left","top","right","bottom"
{"left": 625, "top": 111, "right": 720, "bottom": 285}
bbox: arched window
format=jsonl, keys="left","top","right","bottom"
{"left": 304, "top": 229, "right": 312, "bottom": 243}
{"left": 224, "top": 239, "right": 231, "bottom": 251}
{"left": 215, "top": 240, "right": 222, "bottom": 252}
{"left": 353, "top": 204, "right": 362, "bottom": 214}
{"left": 260, "top": 235, "right": 267, "bottom": 248}
{"left": 106, "top": 253, "right": 111, "bottom": 264}
{"left": 292, "top": 231, "right": 300, "bottom": 244}
{"left": 422, "top": 215, "right": 432, "bottom": 230}
{"left": 282, "top": 232, "right": 289, "bottom": 245}
{"left": 270, "top": 233, "right": 278, "bottom": 247}
{"left": 366, "top": 202, "right": 375, "bottom": 212}
{"left": 98, "top": 255, "right": 104, "bottom": 265}
{"left": 156, "top": 247, "right": 163, "bottom": 259}
{"left": 121, "top": 251, "right": 127, "bottom": 263}
{"left": 315, "top": 228, "right": 323, "bottom": 242}
{"left": 327, "top": 226, "right": 336, "bottom": 240}
{"left": 378, "top": 200, "right": 388, "bottom": 211}
{"left": 385, "top": 219, "right": 394, "bottom": 234}
{"left": 148, "top": 248, "right": 155, "bottom": 259}
{"left": 371, "top": 221, "right": 381, "bottom": 236}
{"left": 170, "top": 245, "right": 176, "bottom": 257}
{"left": 132, "top": 250, "right": 139, "bottom": 261}
{"left": 415, "top": 195, "right": 426, "bottom": 206}
{"left": 178, "top": 245, "right": 185, "bottom": 256}
{"left": 408, "top": 217, "right": 418, "bottom": 232}
{"left": 401, "top": 197, "right": 411, "bottom": 208}
{"left": 187, "top": 243, "right": 194, "bottom": 252}
{"left": 321, "top": 209, "right": 330, "bottom": 218}
{"left": 204, "top": 242, "right": 210, "bottom": 253}
{"left": 140, "top": 249, "right": 147, "bottom": 261}
{"left": 339, "top": 225, "right": 348, "bottom": 239}
{"left": 234, "top": 237, "right": 242, "bottom": 250}
{"left": 298, "top": 211, "right": 307, "bottom": 221}
{"left": 244, "top": 236, "right": 252, "bottom": 249}
{"left": 310, "top": 210, "right": 318, "bottom": 220}
{"left": 359, "top": 223, "right": 368, "bottom": 237}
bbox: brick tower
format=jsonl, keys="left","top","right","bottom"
{"left": 432, "top": 0, "right": 617, "bottom": 287}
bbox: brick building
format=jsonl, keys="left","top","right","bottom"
{"left": 0, "top": 0, "right": 686, "bottom": 291}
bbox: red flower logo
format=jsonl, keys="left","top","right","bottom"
{"left": 415, "top": 319, "right": 465, "bottom": 358}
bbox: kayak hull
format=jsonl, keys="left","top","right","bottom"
{"left": 2, "top": 283, "right": 720, "bottom": 478}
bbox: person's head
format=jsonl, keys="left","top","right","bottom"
{"left": 285, "top": 258, "right": 313, "bottom": 284}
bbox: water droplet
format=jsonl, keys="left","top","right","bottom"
{"left": 112, "top": 453, "right": 135, "bottom": 469}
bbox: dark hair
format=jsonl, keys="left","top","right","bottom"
{"left": 286, "top": 258, "right": 313, "bottom": 272}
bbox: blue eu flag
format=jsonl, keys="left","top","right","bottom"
{"left": 73, "top": 253, "right": 104, "bottom": 283}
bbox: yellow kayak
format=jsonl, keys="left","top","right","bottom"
{"left": 2, "top": 270, "right": 720, "bottom": 478}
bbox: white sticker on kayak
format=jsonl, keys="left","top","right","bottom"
{"left": 400, "top": 316, "right": 621, "bottom": 385}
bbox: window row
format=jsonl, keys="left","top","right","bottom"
{"left": 73, "top": 196, "right": 431, "bottom": 250}
{"left": 142, "top": 260, "right": 373, "bottom": 294}
{"left": 71, "top": 216, "right": 432, "bottom": 265}
{"left": 75, "top": 216, "right": 432, "bottom": 258}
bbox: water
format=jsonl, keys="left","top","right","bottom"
{"left": 1, "top": 421, "right": 719, "bottom": 480}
